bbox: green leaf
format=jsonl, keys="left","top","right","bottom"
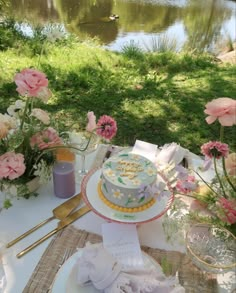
{"left": 7, "top": 130, "right": 24, "bottom": 151}
{"left": 3, "top": 199, "right": 12, "bottom": 209}
{"left": 138, "top": 196, "right": 145, "bottom": 203}
{"left": 105, "top": 162, "right": 112, "bottom": 168}
{"left": 118, "top": 177, "right": 126, "bottom": 185}
{"left": 119, "top": 154, "right": 128, "bottom": 157}
{"left": 103, "top": 183, "right": 108, "bottom": 193}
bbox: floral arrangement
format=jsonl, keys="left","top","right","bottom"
{"left": 0, "top": 68, "right": 117, "bottom": 208}
{"left": 0, "top": 68, "right": 59, "bottom": 208}
{"left": 171, "top": 97, "right": 236, "bottom": 235}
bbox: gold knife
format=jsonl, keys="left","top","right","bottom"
{"left": 6, "top": 192, "right": 82, "bottom": 248}
{"left": 16, "top": 204, "right": 91, "bottom": 258}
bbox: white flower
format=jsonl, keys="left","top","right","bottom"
{"left": 0, "top": 113, "right": 17, "bottom": 131}
{"left": 146, "top": 167, "right": 156, "bottom": 176}
{"left": 111, "top": 189, "right": 124, "bottom": 199}
{"left": 33, "top": 160, "right": 52, "bottom": 184}
{"left": 7, "top": 100, "right": 26, "bottom": 116}
{"left": 104, "top": 169, "right": 115, "bottom": 177}
{"left": 132, "top": 178, "right": 141, "bottom": 185}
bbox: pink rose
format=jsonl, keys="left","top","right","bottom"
{"left": 225, "top": 153, "right": 236, "bottom": 176}
{"left": 30, "top": 127, "right": 62, "bottom": 150}
{"left": 204, "top": 97, "right": 236, "bottom": 126}
{"left": 0, "top": 152, "right": 26, "bottom": 180}
{"left": 86, "top": 111, "right": 97, "bottom": 132}
{"left": 14, "top": 68, "right": 51, "bottom": 101}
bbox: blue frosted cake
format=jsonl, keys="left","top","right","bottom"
{"left": 99, "top": 152, "right": 157, "bottom": 212}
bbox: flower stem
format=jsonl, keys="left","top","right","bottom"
{"left": 220, "top": 125, "right": 224, "bottom": 142}
{"left": 222, "top": 157, "right": 236, "bottom": 193}
{"left": 213, "top": 156, "right": 226, "bottom": 197}
{"left": 20, "top": 97, "right": 30, "bottom": 130}
{"left": 192, "top": 170, "right": 218, "bottom": 197}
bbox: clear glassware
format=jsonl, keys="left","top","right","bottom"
{"left": 70, "top": 131, "right": 100, "bottom": 179}
{"left": 186, "top": 223, "right": 236, "bottom": 274}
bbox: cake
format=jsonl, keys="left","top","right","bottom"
{"left": 99, "top": 152, "right": 158, "bottom": 212}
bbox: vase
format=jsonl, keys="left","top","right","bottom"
{"left": 0, "top": 176, "right": 41, "bottom": 209}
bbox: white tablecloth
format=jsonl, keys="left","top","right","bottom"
{"left": 0, "top": 145, "right": 235, "bottom": 293}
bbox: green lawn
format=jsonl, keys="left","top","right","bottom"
{"left": 0, "top": 24, "right": 235, "bottom": 155}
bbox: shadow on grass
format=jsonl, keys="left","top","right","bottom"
{"left": 1, "top": 51, "right": 235, "bottom": 154}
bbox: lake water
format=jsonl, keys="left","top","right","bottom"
{"left": 1, "top": 0, "right": 236, "bottom": 52}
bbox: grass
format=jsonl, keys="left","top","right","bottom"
{"left": 0, "top": 22, "right": 236, "bottom": 155}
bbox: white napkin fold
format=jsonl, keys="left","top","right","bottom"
{"left": 156, "top": 143, "right": 189, "bottom": 166}
{"left": 77, "top": 243, "right": 185, "bottom": 293}
{"left": 132, "top": 140, "right": 157, "bottom": 162}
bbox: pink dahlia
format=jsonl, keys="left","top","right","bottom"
{"left": 96, "top": 115, "right": 117, "bottom": 140}
{"left": 204, "top": 97, "right": 236, "bottom": 126}
{"left": 201, "top": 141, "right": 229, "bottom": 159}
{"left": 14, "top": 68, "right": 51, "bottom": 101}
{"left": 0, "top": 152, "right": 26, "bottom": 180}
{"left": 30, "top": 127, "right": 62, "bottom": 150}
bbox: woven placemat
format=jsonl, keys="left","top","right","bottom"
{"left": 23, "top": 225, "right": 217, "bottom": 293}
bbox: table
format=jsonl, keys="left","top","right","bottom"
{"left": 0, "top": 144, "right": 235, "bottom": 293}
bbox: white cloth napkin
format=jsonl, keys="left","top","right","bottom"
{"left": 77, "top": 243, "right": 185, "bottom": 293}
{"left": 156, "top": 143, "right": 190, "bottom": 166}
{"left": 132, "top": 140, "right": 157, "bottom": 162}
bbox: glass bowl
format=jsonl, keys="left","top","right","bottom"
{"left": 186, "top": 223, "right": 236, "bottom": 273}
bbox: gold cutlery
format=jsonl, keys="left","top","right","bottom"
{"left": 6, "top": 192, "right": 82, "bottom": 248}
{"left": 16, "top": 204, "right": 91, "bottom": 258}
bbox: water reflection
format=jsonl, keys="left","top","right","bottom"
{"left": 1, "top": 0, "right": 235, "bottom": 51}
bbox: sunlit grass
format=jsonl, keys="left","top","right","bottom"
{"left": 0, "top": 24, "right": 235, "bottom": 154}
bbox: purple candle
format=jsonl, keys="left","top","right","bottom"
{"left": 53, "top": 162, "right": 75, "bottom": 198}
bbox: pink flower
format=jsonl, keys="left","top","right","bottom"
{"left": 201, "top": 141, "right": 229, "bottom": 159}
{"left": 217, "top": 197, "right": 236, "bottom": 224}
{"left": 31, "top": 108, "right": 50, "bottom": 125}
{"left": 176, "top": 175, "right": 198, "bottom": 194}
{"left": 225, "top": 153, "right": 236, "bottom": 176}
{"left": 204, "top": 97, "right": 236, "bottom": 126}
{"left": 0, "top": 152, "right": 26, "bottom": 180}
{"left": 86, "top": 111, "right": 97, "bottom": 132}
{"left": 96, "top": 115, "right": 117, "bottom": 140}
{"left": 14, "top": 68, "right": 51, "bottom": 101}
{"left": 30, "top": 127, "right": 62, "bottom": 150}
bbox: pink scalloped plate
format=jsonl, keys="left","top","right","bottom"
{"left": 81, "top": 167, "right": 174, "bottom": 224}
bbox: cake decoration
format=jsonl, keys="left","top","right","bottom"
{"left": 100, "top": 152, "right": 159, "bottom": 211}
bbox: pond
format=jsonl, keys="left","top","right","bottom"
{"left": 1, "top": 0, "right": 235, "bottom": 52}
